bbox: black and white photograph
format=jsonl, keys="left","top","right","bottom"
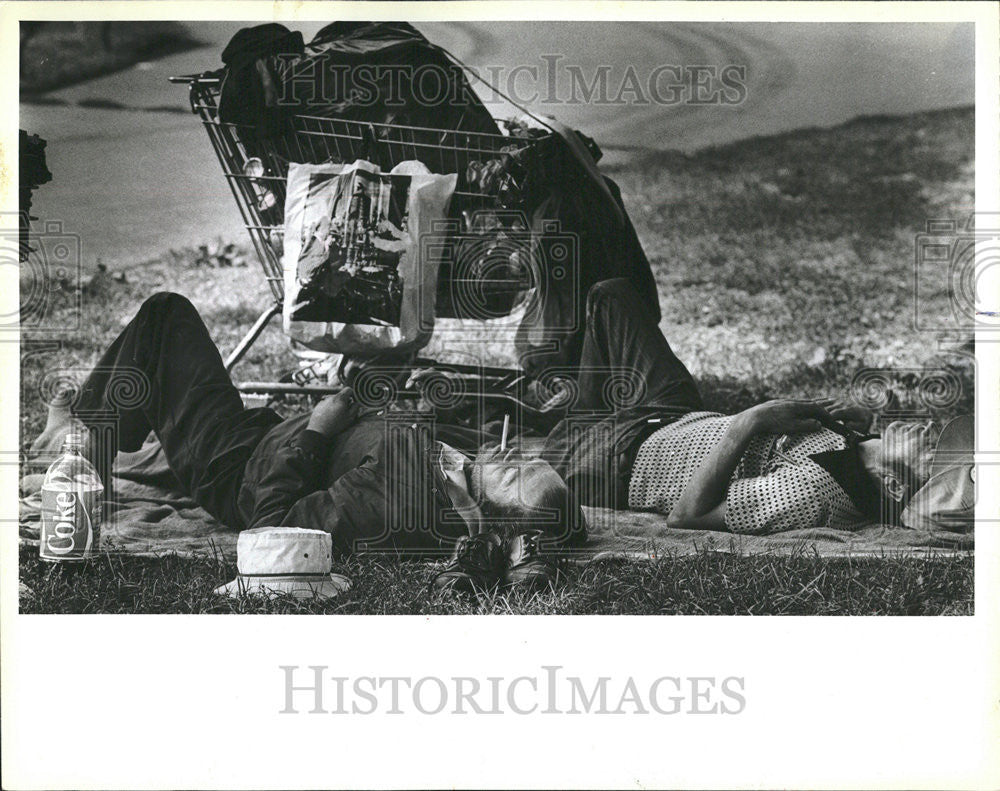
{"left": 3, "top": 2, "right": 998, "bottom": 788}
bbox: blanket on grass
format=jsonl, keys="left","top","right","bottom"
{"left": 20, "top": 438, "right": 973, "bottom": 560}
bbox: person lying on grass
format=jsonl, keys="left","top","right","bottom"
{"left": 26, "top": 291, "right": 586, "bottom": 594}
{"left": 534, "top": 279, "right": 973, "bottom": 536}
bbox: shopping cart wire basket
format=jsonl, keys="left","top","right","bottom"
{"left": 169, "top": 69, "right": 557, "bottom": 404}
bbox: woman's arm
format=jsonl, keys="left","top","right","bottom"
{"left": 666, "top": 411, "right": 757, "bottom": 530}
{"left": 667, "top": 400, "right": 830, "bottom": 530}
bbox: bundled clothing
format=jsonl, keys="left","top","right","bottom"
{"left": 219, "top": 22, "right": 500, "bottom": 151}
{"left": 18, "top": 130, "right": 52, "bottom": 263}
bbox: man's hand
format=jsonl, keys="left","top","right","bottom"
{"left": 306, "top": 388, "right": 359, "bottom": 438}
{"left": 742, "top": 399, "right": 831, "bottom": 436}
{"left": 814, "top": 397, "right": 874, "bottom": 434}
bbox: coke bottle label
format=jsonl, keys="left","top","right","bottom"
{"left": 39, "top": 488, "right": 101, "bottom": 562}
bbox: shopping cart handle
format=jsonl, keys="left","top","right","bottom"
{"left": 168, "top": 70, "right": 224, "bottom": 85}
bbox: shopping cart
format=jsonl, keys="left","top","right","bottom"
{"left": 169, "top": 70, "right": 557, "bottom": 415}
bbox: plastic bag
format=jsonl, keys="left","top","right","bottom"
{"left": 282, "top": 159, "right": 457, "bottom": 355}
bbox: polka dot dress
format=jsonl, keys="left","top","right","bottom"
{"left": 627, "top": 412, "right": 867, "bottom": 534}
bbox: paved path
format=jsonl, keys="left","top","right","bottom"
{"left": 19, "top": 21, "right": 973, "bottom": 270}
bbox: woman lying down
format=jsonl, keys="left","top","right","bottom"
{"left": 533, "top": 279, "right": 974, "bottom": 538}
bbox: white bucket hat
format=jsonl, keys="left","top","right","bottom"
{"left": 214, "top": 526, "right": 352, "bottom": 600}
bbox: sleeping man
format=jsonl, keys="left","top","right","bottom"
{"left": 27, "top": 291, "right": 586, "bottom": 591}
{"left": 28, "top": 281, "right": 972, "bottom": 592}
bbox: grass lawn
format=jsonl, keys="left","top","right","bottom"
{"left": 19, "top": 549, "right": 972, "bottom": 615}
{"left": 18, "top": 106, "right": 975, "bottom": 615}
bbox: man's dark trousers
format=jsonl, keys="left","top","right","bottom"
{"left": 72, "top": 293, "right": 282, "bottom": 528}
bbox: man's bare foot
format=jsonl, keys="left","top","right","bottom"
{"left": 20, "top": 473, "right": 45, "bottom": 498}
{"left": 28, "top": 393, "right": 86, "bottom": 462}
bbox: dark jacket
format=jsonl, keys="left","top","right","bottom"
{"left": 237, "top": 414, "right": 473, "bottom": 556}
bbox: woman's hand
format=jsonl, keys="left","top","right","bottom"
{"left": 742, "top": 399, "right": 832, "bottom": 436}
{"left": 306, "top": 388, "right": 359, "bottom": 438}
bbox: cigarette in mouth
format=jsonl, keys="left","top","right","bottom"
{"left": 500, "top": 413, "right": 510, "bottom": 451}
